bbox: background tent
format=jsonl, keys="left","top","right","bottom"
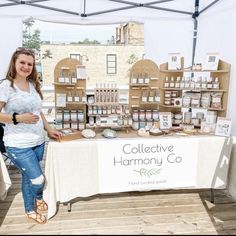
{"left": 0, "top": 0, "right": 236, "bottom": 134}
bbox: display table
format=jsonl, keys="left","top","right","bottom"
{"left": 43, "top": 133, "right": 233, "bottom": 219}
{"left": 0, "top": 153, "right": 12, "bottom": 200}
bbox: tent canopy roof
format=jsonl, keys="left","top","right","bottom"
{"left": 0, "top": 0, "right": 227, "bottom": 25}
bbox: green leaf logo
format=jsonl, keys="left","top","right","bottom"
{"left": 133, "top": 168, "right": 161, "bottom": 177}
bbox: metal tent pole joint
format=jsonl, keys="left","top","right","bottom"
{"left": 192, "top": 0, "right": 199, "bottom": 19}
{"left": 192, "top": 11, "right": 199, "bottom": 19}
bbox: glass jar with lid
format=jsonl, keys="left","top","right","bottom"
{"left": 139, "top": 110, "right": 145, "bottom": 121}
{"left": 132, "top": 110, "right": 139, "bottom": 121}
{"left": 145, "top": 110, "right": 152, "bottom": 121}
{"left": 152, "top": 110, "right": 159, "bottom": 121}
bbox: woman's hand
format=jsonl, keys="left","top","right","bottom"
{"left": 17, "top": 113, "right": 39, "bottom": 124}
{"left": 47, "top": 129, "right": 63, "bottom": 141}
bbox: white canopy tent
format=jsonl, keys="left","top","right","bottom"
{"left": 0, "top": 0, "right": 236, "bottom": 135}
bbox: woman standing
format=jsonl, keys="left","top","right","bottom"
{"left": 0, "top": 47, "right": 62, "bottom": 224}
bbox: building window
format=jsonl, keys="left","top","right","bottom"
{"left": 70, "top": 54, "right": 81, "bottom": 62}
{"left": 107, "top": 54, "right": 117, "bottom": 74}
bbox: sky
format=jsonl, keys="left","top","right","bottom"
{"left": 34, "top": 20, "right": 119, "bottom": 44}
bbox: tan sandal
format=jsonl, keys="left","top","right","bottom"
{"left": 26, "top": 211, "right": 46, "bottom": 224}
{"left": 36, "top": 199, "right": 48, "bottom": 212}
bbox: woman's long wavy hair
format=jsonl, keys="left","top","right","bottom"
{"left": 6, "top": 47, "right": 43, "bottom": 99}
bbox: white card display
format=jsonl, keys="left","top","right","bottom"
{"left": 168, "top": 53, "right": 181, "bottom": 70}
{"left": 203, "top": 53, "right": 219, "bottom": 70}
{"left": 56, "top": 93, "right": 66, "bottom": 107}
{"left": 159, "top": 112, "right": 172, "bottom": 130}
{"left": 215, "top": 117, "right": 232, "bottom": 137}
{"left": 76, "top": 66, "right": 86, "bottom": 79}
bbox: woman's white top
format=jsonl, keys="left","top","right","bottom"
{"left": 0, "top": 79, "right": 45, "bottom": 148}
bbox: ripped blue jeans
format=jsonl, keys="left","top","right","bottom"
{"left": 6, "top": 142, "right": 45, "bottom": 213}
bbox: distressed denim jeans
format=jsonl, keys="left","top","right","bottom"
{"left": 6, "top": 142, "right": 45, "bottom": 213}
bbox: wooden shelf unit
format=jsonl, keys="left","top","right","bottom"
{"left": 129, "top": 59, "right": 162, "bottom": 114}
{"left": 159, "top": 59, "right": 231, "bottom": 117}
{"left": 54, "top": 58, "right": 87, "bottom": 130}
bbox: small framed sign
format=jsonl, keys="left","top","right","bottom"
{"left": 203, "top": 53, "right": 219, "bottom": 71}
{"left": 76, "top": 65, "right": 86, "bottom": 79}
{"left": 215, "top": 117, "right": 232, "bottom": 137}
{"left": 168, "top": 53, "right": 181, "bottom": 70}
{"left": 56, "top": 93, "right": 66, "bottom": 107}
{"left": 159, "top": 112, "right": 172, "bottom": 130}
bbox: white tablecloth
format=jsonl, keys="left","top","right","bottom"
{"left": 43, "top": 134, "right": 233, "bottom": 219}
{"left": 0, "top": 153, "right": 12, "bottom": 200}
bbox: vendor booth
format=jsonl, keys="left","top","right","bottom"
{"left": 0, "top": 0, "right": 236, "bottom": 220}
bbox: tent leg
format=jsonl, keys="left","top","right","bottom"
{"left": 210, "top": 188, "right": 214, "bottom": 203}
{"left": 67, "top": 202, "right": 72, "bottom": 212}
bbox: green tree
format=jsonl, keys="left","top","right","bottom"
{"left": 127, "top": 53, "right": 139, "bottom": 64}
{"left": 22, "top": 17, "right": 52, "bottom": 62}
{"left": 42, "top": 49, "right": 52, "bottom": 60}
{"left": 74, "top": 38, "right": 101, "bottom": 44}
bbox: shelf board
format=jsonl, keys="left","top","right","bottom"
{"left": 184, "top": 107, "right": 225, "bottom": 111}
{"left": 88, "top": 102, "right": 120, "bottom": 106}
{"left": 160, "top": 87, "right": 182, "bottom": 90}
{"left": 88, "top": 114, "right": 123, "bottom": 117}
{"left": 160, "top": 69, "right": 229, "bottom": 73}
{"left": 86, "top": 124, "right": 131, "bottom": 128}
{"left": 160, "top": 70, "right": 184, "bottom": 73}
{"left": 159, "top": 104, "right": 225, "bottom": 111}
{"left": 66, "top": 102, "right": 87, "bottom": 105}
{"left": 208, "top": 108, "right": 225, "bottom": 111}
{"left": 130, "top": 87, "right": 141, "bottom": 90}
{"left": 129, "top": 84, "right": 149, "bottom": 87}
{"left": 160, "top": 88, "right": 227, "bottom": 92}
{"left": 184, "top": 69, "right": 229, "bottom": 73}
{"left": 159, "top": 104, "right": 181, "bottom": 109}
{"left": 140, "top": 102, "right": 159, "bottom": 104}
{"left": 53, "top": 82, "right": 75, "bottom": 86}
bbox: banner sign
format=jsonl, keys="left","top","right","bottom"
{"left": 97, "top": 138, "right": 199, "bottom": 193}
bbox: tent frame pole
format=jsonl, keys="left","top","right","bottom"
{"left": 4, "top": 0, "right": 80, "bottom": 15}
{"left": 7, "top": 0, "right": 49, "bottom": 3}
{"left": 191, "top": 0, "right": 199, "bottom": 67}
{"left": 1, "top": 0, "right": 223, "bottom": 18}
{"left": 191, "top": 0, "right": 222, "bottom": 66}
{"left": 200, "top": 0, "right": 221, "bottom": 15}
